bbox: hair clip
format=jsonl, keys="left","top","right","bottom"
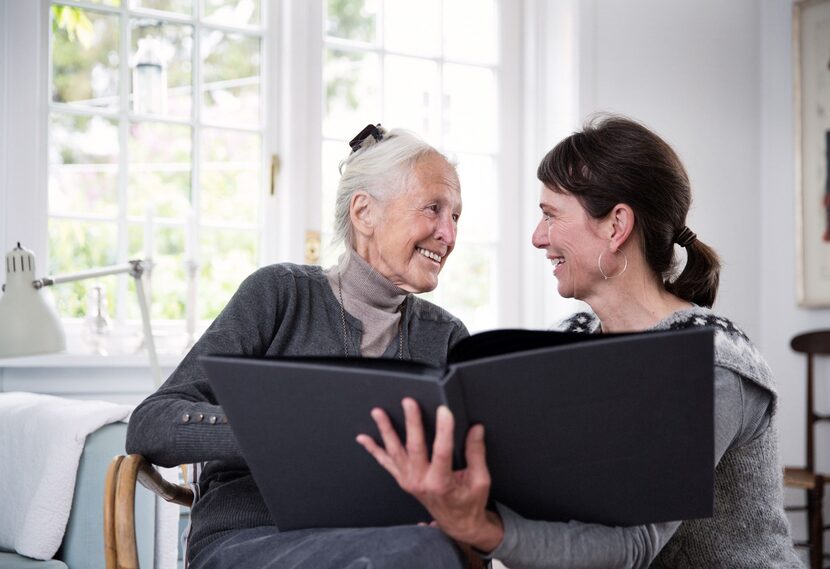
{"left": 349, "top": 123, "right": 383, "bottom": 153}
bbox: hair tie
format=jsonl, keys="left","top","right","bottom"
{"left": 675, "top": 226, "right": 697, "bottom": 248}
{"left": 349, "top": 123, "right": 383, "bottom": 153}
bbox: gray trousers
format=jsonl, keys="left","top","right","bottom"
{"left": 189, "top": 525, "right": 469, "bottom": 569}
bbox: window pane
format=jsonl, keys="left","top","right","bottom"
{"left": 320, "top": 230, "right": 340, "bottom": 268}
{"left": 199, "top": 228, "right": 258, "bottom": 319}
{"left": 443, "top": 0, "right": 498, "bottom": 64}
{"left": 325, "top": 0, "right": 378, "bottom": 43}
{"left": 83, "top": 0, "right": 121, "bottom": 5}
{"left": 201, "top": 128, "right": 261, "bottom": 226}
{"left": 130, "top": 20, "right": 194, "bottom": 118}
{"left": 321, "top": 140, "right": 345, "bottom": 234}
{"left": 48, "top": 219, "right": 119, "bottom": 317}
{"left": 127, "top": 219, "right": 152, "bottom": 260}
{"left": 151, "top": 226, "right": 187, "bottom": 320}
{"left": 323, "top": 48, "right": 380, "bottom": 140}
{"left": 201, "top": 30, "right": 261, "bottom": 126}
{"left": 128, "top": 121, "right": 192, "bottom": 218}
{"left": 202, "top": 0, "right": 261, "bottom": 27}
{"left": 51, "top": 6, "right": 120, "bottom": 110}
{"left": 436, "top": 243, "right": 496, "bottom": 332}
{"left": 320, "top": 139, "right": 349, "bottom": 264}
{"left": 455, "top": 153, "right": 498, "bottom": 242}
{"left": 383, "top": 55, "right": 439, "bottom": 140}
{"left": 383, "top": 0, "right": 440, "bottom": 57}
{"left": 128, "top": 223, "right": 187, "bottom": 319}
{"left": 443, "top": 64, "right": 497, "bottom": 154}
{"left": 49, "top": 113, "right": 119, "bottom": 217}
{"left": 130, "top": 0, "right": 193, "bottom": 15}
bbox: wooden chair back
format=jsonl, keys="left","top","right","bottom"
{"left": 791, "top": 330, "right": 830, "bottom": 472}
{"left": 104, "top": 455, "right": 193, "bottom": 569}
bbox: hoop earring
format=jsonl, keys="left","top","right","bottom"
{"left": 597, "top": 249, "right": 628, "bottom": 280}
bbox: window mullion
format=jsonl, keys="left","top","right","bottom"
{"left": 115, "top": 2, "right": 130, "bottom": 324}
{"left": 375, "top": 0, "right": 384, "bottom": 125}
{"left": 259, "top": 0, "right": 273, "bottom": 265}
{"left": 189, "top": 0, "right": 203, "bottom": 332}
{"left": 52, "top": 0, "right": 120, "bottom": 16}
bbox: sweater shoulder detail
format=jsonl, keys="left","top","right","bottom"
{"left": 407, "top": 295, "right": 465, "bottom": 328}
{"left": 251, "top": 262, "right": 326, "bottom": 282}
{"left": 556, "top": 312, "right": 600, "bottom": 333}
{"left": 557, "top": 307, "right": 776, "bottom": 399}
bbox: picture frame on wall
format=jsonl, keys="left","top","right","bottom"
{"left": 794, "top": 0, "right": 830, "bottom": 307}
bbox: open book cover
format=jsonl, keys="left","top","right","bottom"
{"left": 201, "top": 327, "right": 714, "bottom": 531}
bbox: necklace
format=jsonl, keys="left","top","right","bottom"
{"left": 337, "top": 272, "right": 405, "bottom": 359}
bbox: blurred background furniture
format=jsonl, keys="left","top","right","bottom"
{"left": 784, "top": 330, "right": 830, "bottom": 569}
{"left": 0, "top": 423, "right": 154, "bottom": 569}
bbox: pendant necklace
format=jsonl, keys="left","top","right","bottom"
{"left": 337, "top": 272, "right": 405, "bottom": 359}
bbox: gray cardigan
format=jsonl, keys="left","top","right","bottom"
{"left": 126, "top": 263, "right": 468, "bottom": 559}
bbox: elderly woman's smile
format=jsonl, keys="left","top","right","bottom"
{"left": 416, "top": 246, "right": 444, "bottom": 263}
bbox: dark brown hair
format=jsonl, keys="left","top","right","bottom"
{"left": 536, "top": 115, "right": 720, "bottom": 307}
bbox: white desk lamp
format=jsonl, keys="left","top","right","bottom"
{"left": 0, "top": 243, "right": 162, "bottom": 387}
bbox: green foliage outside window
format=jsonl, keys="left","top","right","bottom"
{"left": 52, "top": 5, "right": 95, "bottom": 48}
{"left": 49, "top": 1, "right": 263, "bottom": 327}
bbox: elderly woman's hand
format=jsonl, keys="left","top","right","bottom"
{"left": 356, "top": 398, "right": 505, "bottom": 552}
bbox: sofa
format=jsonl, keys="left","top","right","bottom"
{"left": 0, "top": 422, "right": 155, "bottom": 569}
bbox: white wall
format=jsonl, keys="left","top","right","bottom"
{"left": 760, "top": 0, "right": 830, "bottom": 471}
{"left": 1, "top": 1, "right": 48, "bottom": 259}
{"left": 577, "top": 0, "right": 763, "bottom": 339}
{"left": 0, "top": 0, "right": 7, "bottom": 254}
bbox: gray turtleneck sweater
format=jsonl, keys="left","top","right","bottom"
{"left": 126, "top": 253, "right": 468, "bottom": 560}
{"left": 325, "top": 250, "right": 408, "bottom": 358}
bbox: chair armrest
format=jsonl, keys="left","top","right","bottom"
{"left": 104, "top": 455, "right": 193, "bottom": 569}
{"left": 133, "top": 456, "right": 194, "bottom": 507}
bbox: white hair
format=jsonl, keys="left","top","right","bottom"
{"left": 332, "top": 127, "right": 455, "bottom": 248}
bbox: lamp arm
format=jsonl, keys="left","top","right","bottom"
{"left": 33, "top": 260, "right": 148, "bottom": 289}
{"left": 133, "top": 274, "right": 162, "bottom": 388}
{"left": 33, "top": 259, "right": 162, "bottom": 387}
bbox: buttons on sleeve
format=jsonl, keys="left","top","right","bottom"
{"left": 180, "top": 412, "right": 227, "bottom": 425}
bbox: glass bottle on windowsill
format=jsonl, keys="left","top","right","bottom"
{"left": 83, "top": 283, "right": 110, "bottom": 355}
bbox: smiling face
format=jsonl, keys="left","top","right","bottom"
{"left": 531, "top": 185, "right": 610, "bottom": 300}
{"left": 358, "top": 153, "right": 461, "bottom": 293}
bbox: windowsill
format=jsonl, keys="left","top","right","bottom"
{"left": 0, "top": 351, "right": 184, "bottom": 368}
{"left": 0, "top": 320, "right": 202, "bottom": 368}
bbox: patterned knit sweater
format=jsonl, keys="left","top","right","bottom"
{"left": 559, "top": 307, "right": 803, "bottom": 568}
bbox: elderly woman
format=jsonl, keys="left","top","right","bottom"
{"left": 359, "top": 115, "right": 804, "bottom": 568}
{"left": 126, "top": 125, "right": 472, "bottom": 568}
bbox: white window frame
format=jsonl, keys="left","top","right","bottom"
{"left": 49, "top": 0, "right": 273, "bottom": 327}
{"left": 303, "top": 0, "right": 525, "bottom": 330}
{"left": 0, "top": 0, "right": 586, "bottom": 363}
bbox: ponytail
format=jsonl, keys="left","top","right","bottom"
{"left": 665, "top": 238, "right": 720, "bottom": 308}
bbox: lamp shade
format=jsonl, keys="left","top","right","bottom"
{"left": 0, "top": 243, "right": 66, "bottom": 358}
